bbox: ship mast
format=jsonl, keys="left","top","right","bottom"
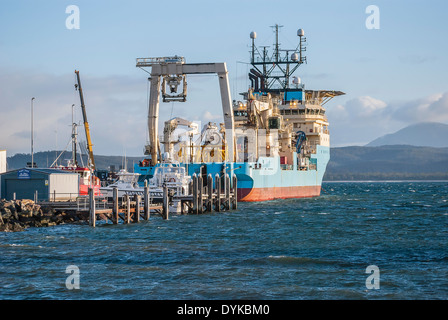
{"left": 249, "top": 24, "right": 307, "bottom": 93}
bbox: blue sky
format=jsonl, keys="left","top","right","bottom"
{"left": 1, "top": 0, "right": 448, "bottom": 156}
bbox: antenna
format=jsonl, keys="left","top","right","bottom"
{"left": 250, "top": 31, "right": 257, "bottom": 63}
{"left": 248, "top": 24, "right": 307, "bottom": 92}
{"left": 270, "top": 24, "right": 283, "bottom": 63}
{"left": 297, "top": 28, "right": 307, "bottom": 63}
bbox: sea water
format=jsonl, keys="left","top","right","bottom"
{"left": 1, "top": 182, "right": 448, "bottom": 300}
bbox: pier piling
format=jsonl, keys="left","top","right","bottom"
{"left": 125, "top": 195, "right": 131, "bottom": 224}
{"left": 198, "top": 175, "right": 203, "bottom": 214}
{"left": 192, "top": 173, "right": 198, "bottom": 214}
{"left": 215, "top": 173, "right": 221, "bottom": 212}
{"left": 225, "top": 174, "right": 230, "bottom": 210}
{"left": 162, "top": 185, "right": 169, "bottom": 220}
{"left": 134, "top": 194, "right": 141, "bottom": 223}
{"left": 56, "top": 171, "right": 237, "bottom": 228}
{"left": 113, "top": 187, "right": 119, "bottom": 224}
{"left": 144, "top": 181, "right": 150, "bottom": 220}
{"left": 207, "top": 174, "right": 213, "bottom": 212}
{"left": 89, "top": 187, "right": 96, "bottom": 227}
{"left": 232, "top": 174, "right": 238, "bottom": 210}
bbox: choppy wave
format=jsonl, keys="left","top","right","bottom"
{"left": 1, "top": 181, "right": 448, "bottom": 299}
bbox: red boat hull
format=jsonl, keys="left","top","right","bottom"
{"left": 79, "top": 184, "right": 102, "bottom": 196}
{"left": 237, "top": 185, "right": 321, "bottom": 202}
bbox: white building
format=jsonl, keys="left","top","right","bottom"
{"left": 0, "top": 150, "right": 6, "bottom": 174}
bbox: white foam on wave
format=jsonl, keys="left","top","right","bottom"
{"left": 268, "top": 255, "right": 289, "bottom": 259}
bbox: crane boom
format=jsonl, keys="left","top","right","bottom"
{"left": 136, "top": 58, "right": 235, "bottom": 165}
{"left": 74, "top": 70, "right": 96, "bottom": 171}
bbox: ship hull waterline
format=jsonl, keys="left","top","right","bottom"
{"left": 237, "top": 185, "right": 321, "bottom": 202}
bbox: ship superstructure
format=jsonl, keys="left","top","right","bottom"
{"left": 134, "top": 25, "right": 344, "bottom": 202}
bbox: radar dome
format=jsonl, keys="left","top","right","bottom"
{"left": 291, "top": 52, "right": 299, "bottom": 61}
{"left": 250, "top": 31, "right": 257, "bottom": 39}
{"left": 297, "top": 29, "right": 305, "bottom": 37}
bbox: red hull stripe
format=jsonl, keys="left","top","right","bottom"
{"left": 79, "top": 184, "right": 102, "bottom": 196}
{"left": 237, "top": 186, "right": 321, "bottom": 202}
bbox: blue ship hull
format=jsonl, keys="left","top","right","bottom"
{"left": 134, "top": 145, "right": 330, "bottom": 202}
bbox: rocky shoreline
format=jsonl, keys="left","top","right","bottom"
{"left": 0, "top": 199, "right": 88, "bottom": 232}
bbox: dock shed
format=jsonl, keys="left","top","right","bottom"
{"left": 0, "top": 168, "right": 79, "bottom": 201}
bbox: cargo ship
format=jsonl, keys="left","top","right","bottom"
{"left": 133, "top": 25, "right": 344, "bottom": 201}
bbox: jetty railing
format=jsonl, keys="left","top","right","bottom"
{"left": 35, "top": 174, "right": 238, "bottom": 228}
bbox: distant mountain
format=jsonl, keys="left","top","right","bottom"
{"left": 5, "top": 151, "right": 142, "bottom": 172}
{"left": 324, "top": 145, "right": 448, "bottom": 181}
{"left": 366, "top": 122, "right": 448, "bottom": 147}
{"left": 6, "top": 146, "right": 448, "bottom": 181}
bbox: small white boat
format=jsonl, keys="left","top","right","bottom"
{"left": 101, "top": 169, "right": 162, "bottom": 198}
{"left": 149, "top": 163, "right": 191, "bottom": 213}
{"left": 101, "top": 165, "right": 191, "bottom": 213}
{"left": 149, "top": 164, "right": 190, "bottom": 197}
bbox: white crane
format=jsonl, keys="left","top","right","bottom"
{"left": 136, "top": 56, "right": 235, "bottom": 166}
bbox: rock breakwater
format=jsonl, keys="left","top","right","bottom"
{"left": 0, "top": 199, "right": 88, "bottom": 232}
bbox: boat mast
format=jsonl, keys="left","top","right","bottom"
{"left": 71, "top": 104, "right": 78, "bottom": 167}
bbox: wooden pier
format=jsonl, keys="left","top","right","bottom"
{"left": 188, "top": 172, "right": 238, "bottom": 214}
{"left": 39, "top": 173, "right": 237, "bottom": 228}
{"left": 86, "top": 186, "right": 164, "bottom": 227}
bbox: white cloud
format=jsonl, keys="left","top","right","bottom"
{"left": 3, "top": 67, "right": 448, "bottom": 153}
{"left": 203, "top": 111, "right": 222, "bottom": 121}
{"left": 0, "top": 69, "right": 148, "bottom": 156}
{"left": 0, "top": 68, "right": 227, "bottom": 157}
{"left": 398, "top": 54, "right": 437, "bottom": 64}
{"left": 338, "top": 96, "right": 387, "bottom": 119}
{"left": 328, "top": 92, "right": 448, "bottom": 146}
{"left": 391, "top": 92, "right": 448, "bottom": 123}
